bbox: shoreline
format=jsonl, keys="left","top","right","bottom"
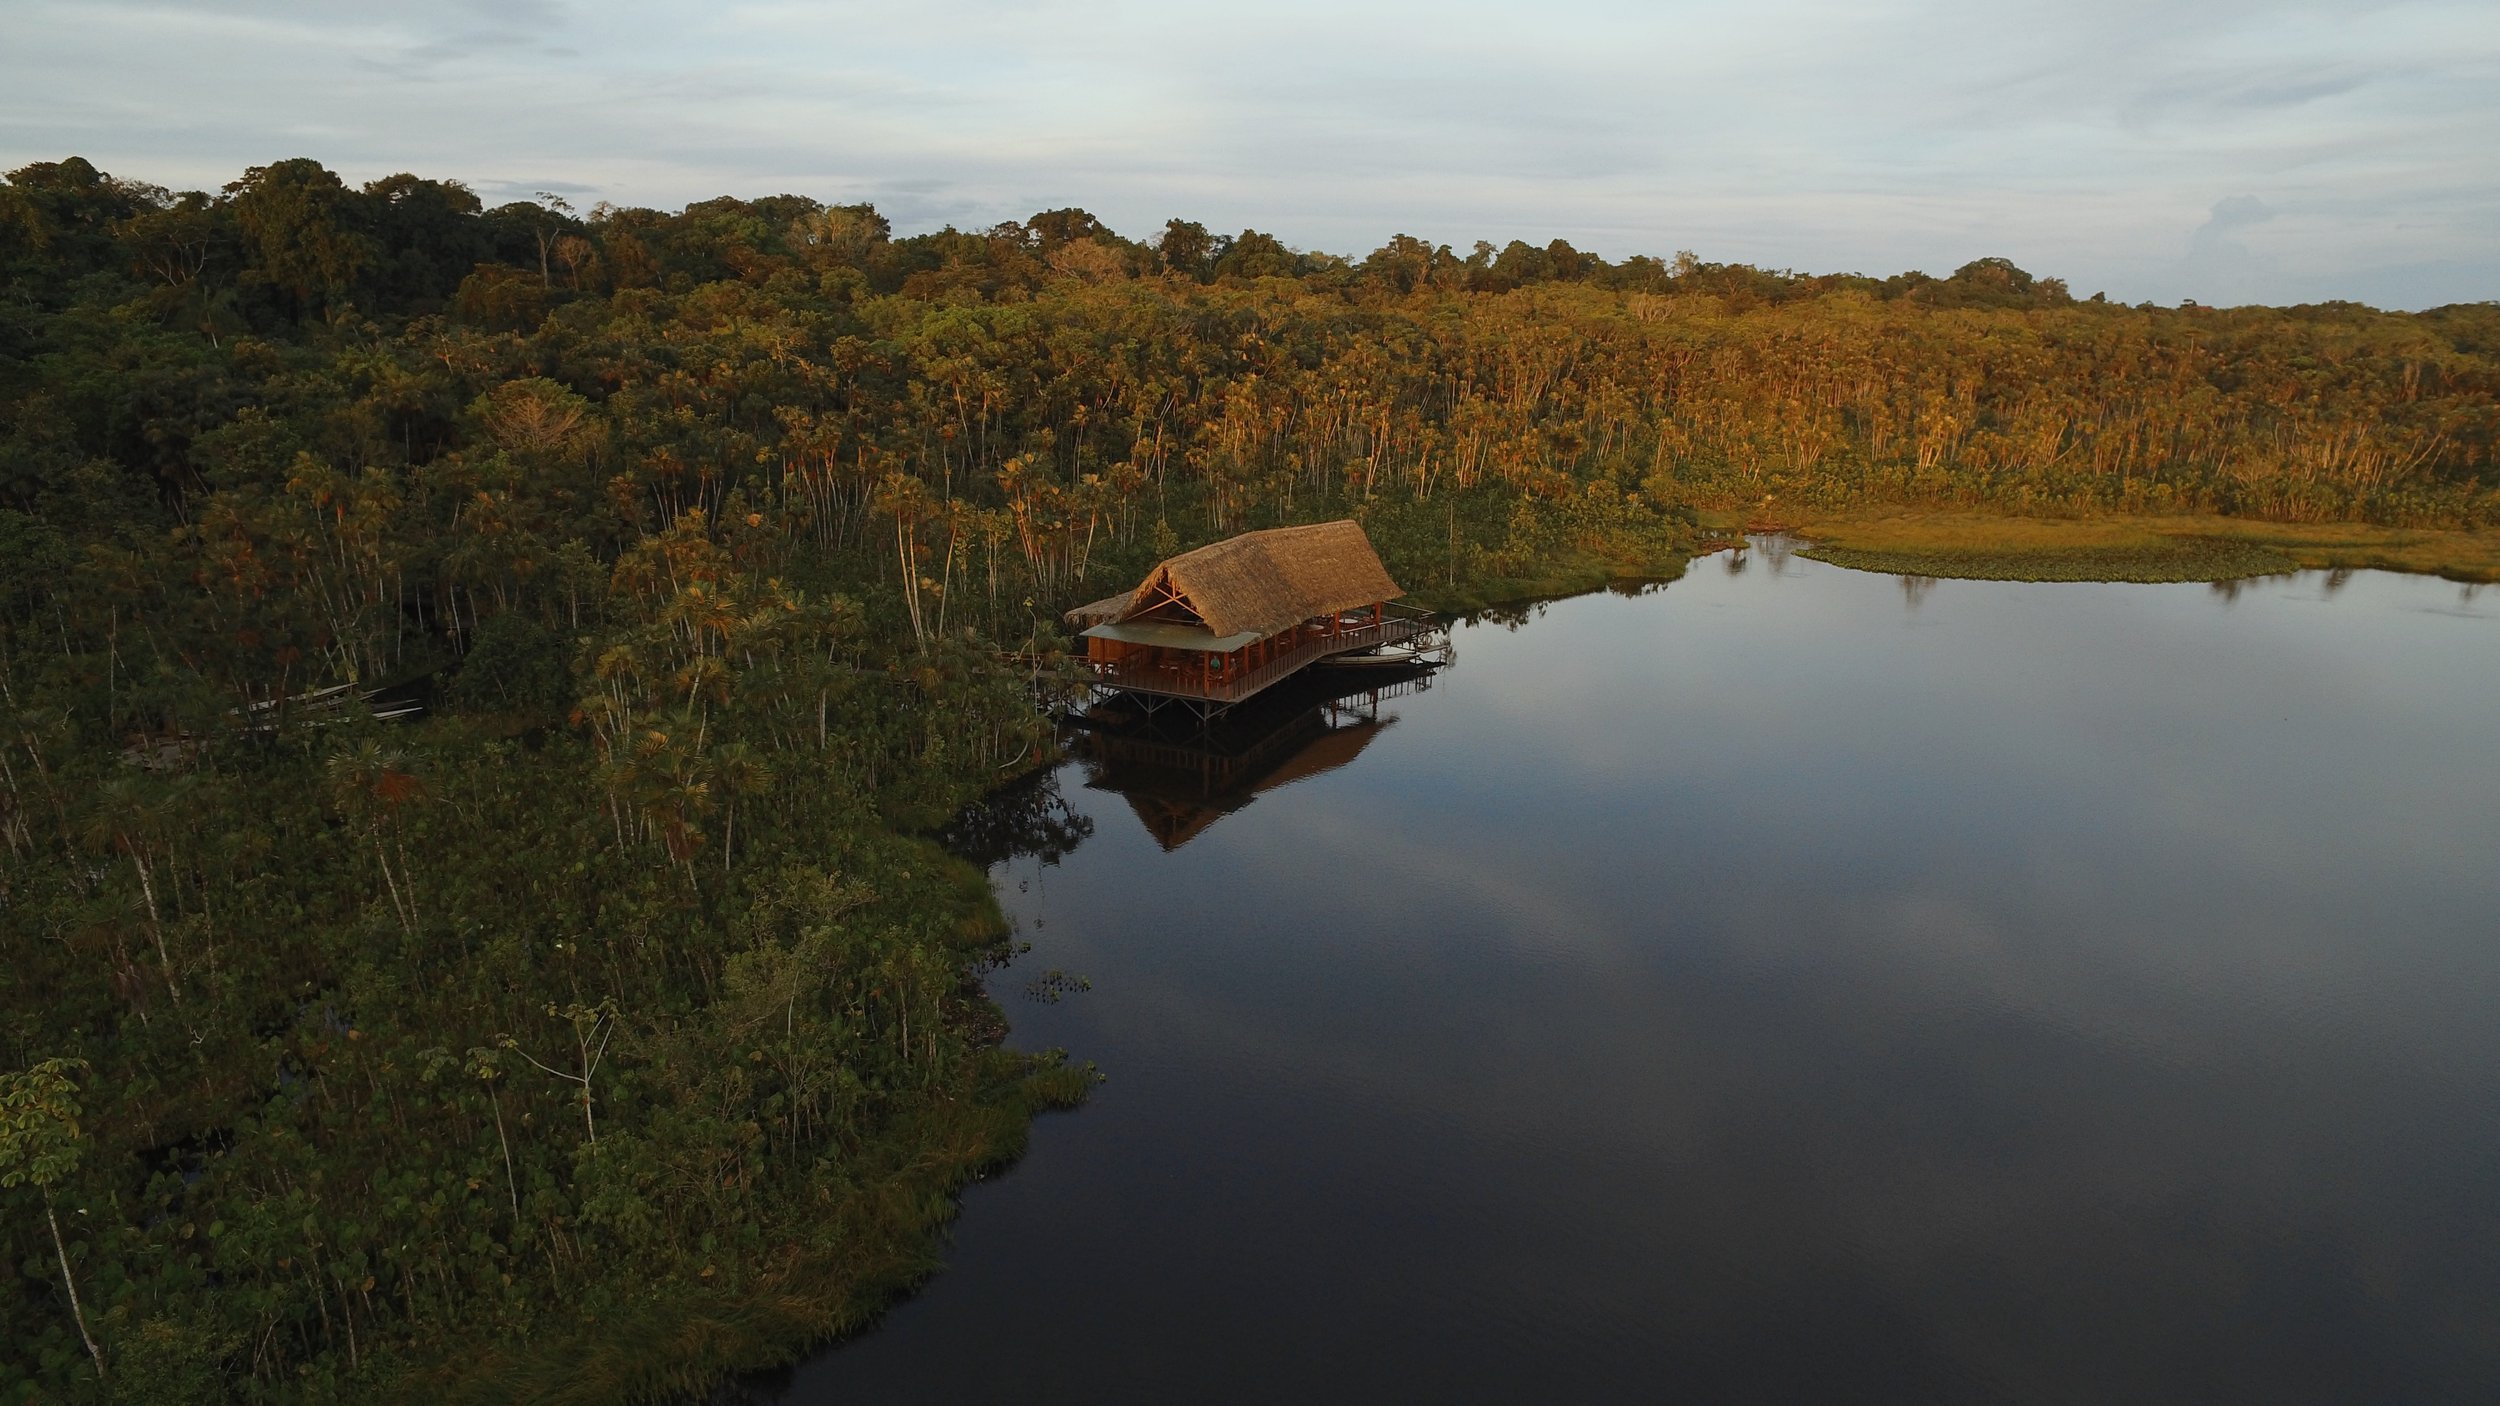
{"left": 1726, "top": 509, "right": 2500, "bottom": 585}
{"left": 407, "top": 504, "right": 2488, "bottom": 1404}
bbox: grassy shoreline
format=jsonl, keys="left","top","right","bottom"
{"left": 1720, "top": 510, "right": 2500, "bottom": 584}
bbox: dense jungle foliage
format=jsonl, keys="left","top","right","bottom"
{"left": 1, "top": 154, "right": 2495, "bottom": 1402}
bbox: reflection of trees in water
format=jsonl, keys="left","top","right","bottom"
{"left": 1468, "top": 573, "right": 1675, "bottom": 631}
{"left": 2207, "top": 568, "right": 2304, "bottom": 603}
{"left": 937, "top": 767, "right": 1095, "bottom": 869}
{"left": 1900, "top": 574, "right": 1937, "bottom": 609}
{"left": 1467, "top": 600, "right": 1548, "bottom": 631}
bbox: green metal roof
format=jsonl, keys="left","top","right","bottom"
{"left": 1081, "top": 620, "right": 1266, "bottom": 653}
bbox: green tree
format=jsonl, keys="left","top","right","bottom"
{"left": 223, "top": 157, "right": 375, "bottom": 315}
{"left": 1156, "top": 218, "right": 1214, "bottom": 280}
{"left": 0, "top": 1059, "right": 106, "bottom": 1381}
{"left": 504, "top": 999, "right": 622, "bottom": 1144}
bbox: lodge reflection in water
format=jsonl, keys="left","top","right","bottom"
{"left": 1068, "top": 661, "right": 1443, "bottom": 851}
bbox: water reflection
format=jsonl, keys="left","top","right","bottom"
{"left": 2209, "top": 573, "right": 2273, "bottom": 603}
{"left": 1756, "top": 531, "right": 1799, "bottom": 572}
{"left": 1068, "top": 664, "right": 1441, "bottom": 852}
{"left": 788, "top": 555, "right": 2500, "bottom": 1405}
{"left": 934, "top": 765, "right": 1094, "bottom": 869}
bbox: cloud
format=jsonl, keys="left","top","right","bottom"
{"left": 4, "top": 0, "right": 2496, "bottom": 306}
{"left": 2202, "top": 195, "right": 2276, "bottom": 233}
{"left": 2168, "top": 193, "right": 2278, "bottom": 303}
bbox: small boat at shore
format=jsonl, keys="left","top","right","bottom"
{"left": 1322, "top": 646, "right": 1423, "bottom": 668}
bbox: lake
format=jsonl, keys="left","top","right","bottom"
{"left": 775, "top": 540, "right": 2500, "bottom": 1404}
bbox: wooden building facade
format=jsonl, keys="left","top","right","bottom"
{"left": 1064, "top": 520, "right": 1443, "bottom": 716}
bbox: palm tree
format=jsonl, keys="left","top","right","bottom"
{"left": 80, "top": 776, "right": 186, "bottom": 1007}
{"left": 323, "top": 741, "right": 425, "bottom": 933}
{"left": 0, "top": 1059, "right": 106, "bottom": 1380}
{"left": 710, "top": 742, "right": 772, "bottom": 874}
{"left": 872, "top": 472, "right": 933, "bottom": 646}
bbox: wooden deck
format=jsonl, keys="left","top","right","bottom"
{"left": 1084, "top": 607, "right": 1442, "bottom": 707}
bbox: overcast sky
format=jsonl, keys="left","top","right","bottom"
{"left": 6, "top": 0, "right": 2495, "bottom": 308}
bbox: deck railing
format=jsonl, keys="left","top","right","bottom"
{"left": 1087, "top": 608, "right": 1438, "bottom": 705}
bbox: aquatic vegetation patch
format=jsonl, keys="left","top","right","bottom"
{"left": 1785, "top": 510, "right": 2500, "bottom": 584}
{"left": 1800, "top": 537, "right": 2298, "bottom": 583}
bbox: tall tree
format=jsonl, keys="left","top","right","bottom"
{"left": 0, "top": 1059, "right": 105, "bottom": 1381}
{"left": 224, "top": 158, "right": 374, "bottom": 316}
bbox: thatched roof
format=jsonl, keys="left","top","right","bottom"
{"left": 1072, "top": 520, "right": 1401, "bottom": 639}
{"left": 1064, "top": 592, "right": 1133, "bottom": 628}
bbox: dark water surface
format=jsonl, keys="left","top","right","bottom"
{"left": 782, "top": 544, "right": 2500, "bottom": 1404}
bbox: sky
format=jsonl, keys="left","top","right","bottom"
{"left": 5, "top": 0, "right": 2496, "bottom": 309}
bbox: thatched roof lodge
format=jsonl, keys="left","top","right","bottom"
{"left": 1066, "top": 520, "right": 1433, "bottom": 711}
